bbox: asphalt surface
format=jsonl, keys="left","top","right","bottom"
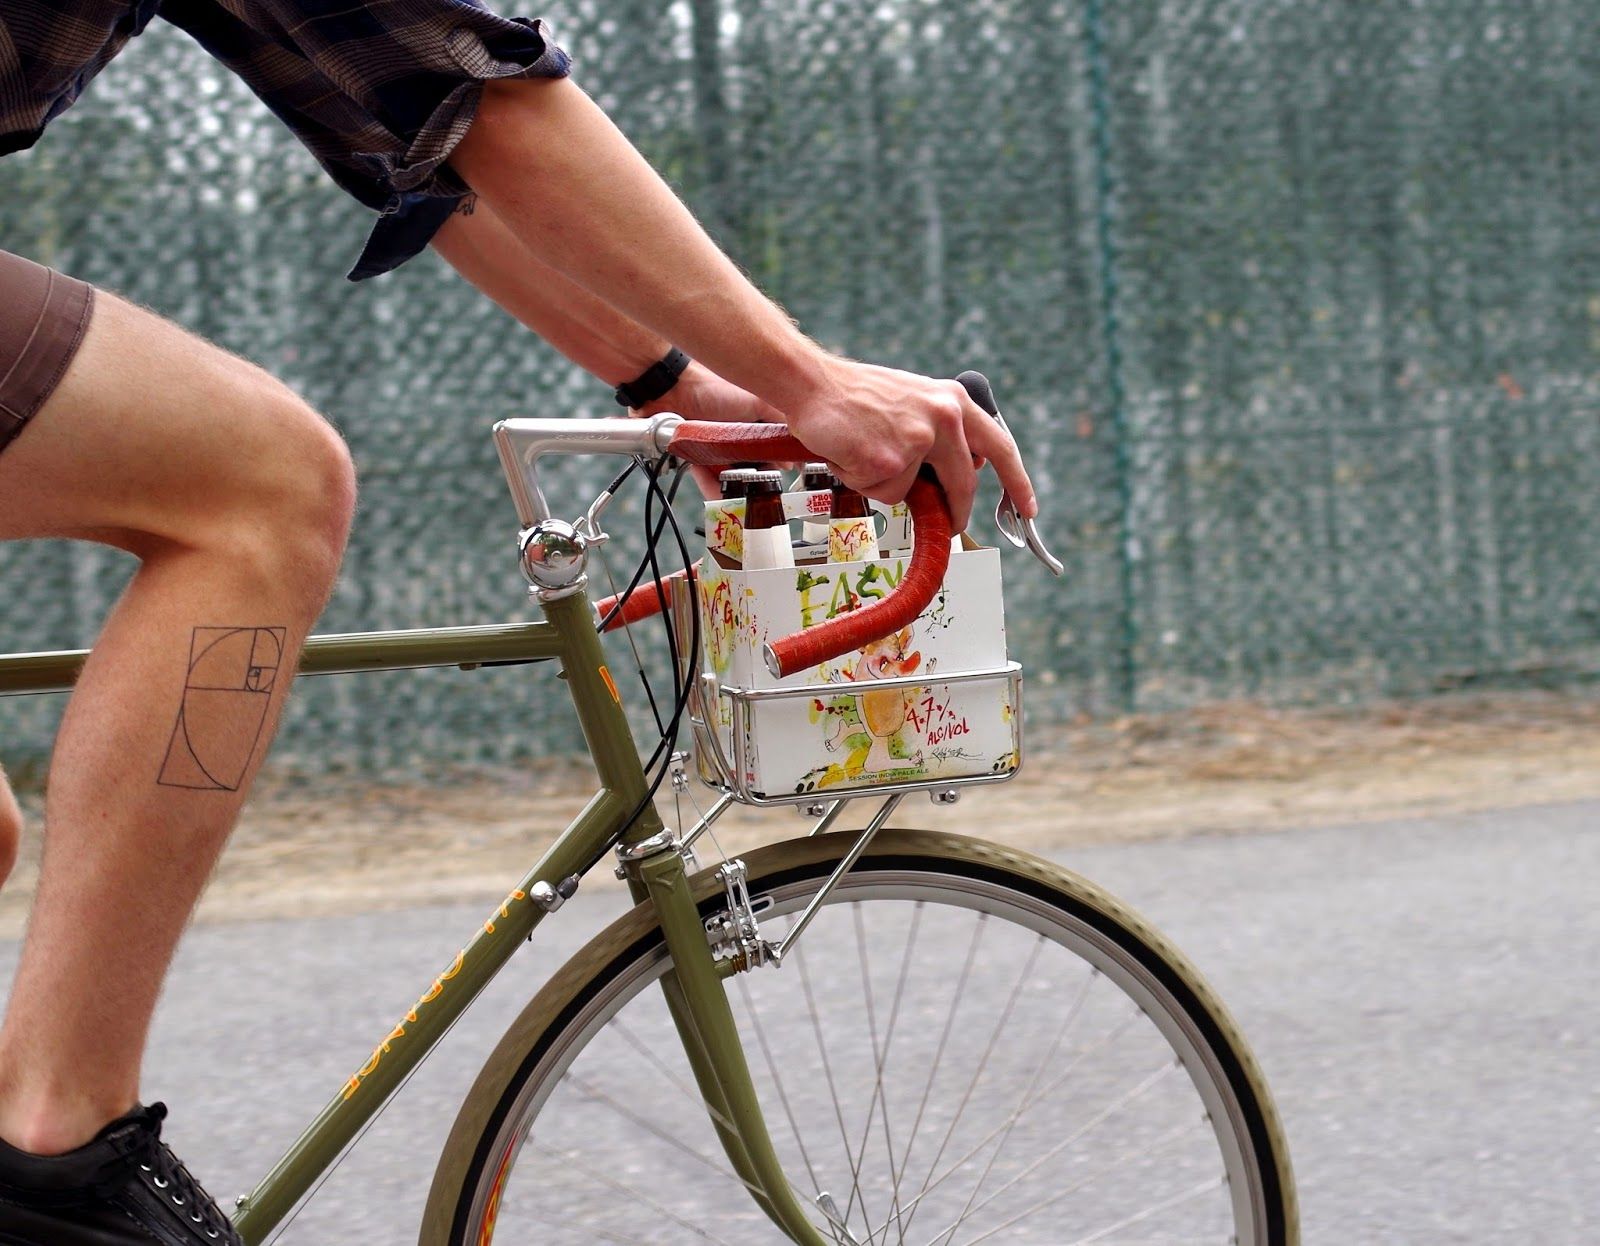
{"left": 2, "top": 801, "right": 1597, "bottom": 1243}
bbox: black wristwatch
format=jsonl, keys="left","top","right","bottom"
{"left": 614, "top": 347, "right": 691, "bottom": 409}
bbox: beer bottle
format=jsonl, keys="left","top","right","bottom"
{"left": 718, "top": 468, "right": 757, "bottom": 499}
{"left": 742, "top": 470, "right": 795, "bottom": 570}
{"left": 828, "top": 480, "right": 881, "bottom": 563}
{"left": 799, "top": 462, "right": 833, "bottom": 545}
{"left": 709, "top": 470, "right": 757, "bottom": 569}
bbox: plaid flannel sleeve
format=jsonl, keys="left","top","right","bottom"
{"left": 159, "top": 0, "right": 573, "bottom": 280}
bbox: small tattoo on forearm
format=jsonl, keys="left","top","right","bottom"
{"left": 157, "top": 626, "right": 287, "bottom": 791}
{"left": 452, "top": 192, "right": 478, "bottom": 217}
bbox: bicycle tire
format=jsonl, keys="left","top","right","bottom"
{"left": 420, "top": 829, "right": 1297, "bottom": 1245}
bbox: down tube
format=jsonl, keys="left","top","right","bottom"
{"left": 232, "top": 594, "right": 659, "bottom": 1242}
{"left": 229, "top": 790, "right": 625, "bottom": 1242}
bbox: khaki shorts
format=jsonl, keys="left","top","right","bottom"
{"left": 0, "top": 249, "right": 94, "bottom": 459}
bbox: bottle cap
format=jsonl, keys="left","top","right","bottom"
{"left": 718, "top": 468, "right": 758, "bottom": 498}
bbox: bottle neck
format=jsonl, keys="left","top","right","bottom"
{"left": 744, "top": 491, "right": 785, "bottom": 530}
{"left": 830, "top": 485, "right": 870, "bottom": 520}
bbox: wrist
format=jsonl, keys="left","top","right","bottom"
{"left": 614, "top": 346, "right": 690, "bottom": 411}
{"left": 756, "top": 338, "right": 839, "bottom": 424}
{"left": 632, "top": 359, "right": 705, "bottom": 418}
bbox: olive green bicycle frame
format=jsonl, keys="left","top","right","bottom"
{"left": 0, "top": 588, "right": 834, "bottom": 1245}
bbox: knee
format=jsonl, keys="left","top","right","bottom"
{"left": 266, "top": 393, "right": 358, "bottom": 573}
{"left": 220, "top": 385, "right": 357, "bottom": 598}
{"left": 0, "top": 779, "right": 21, "bottom": 886}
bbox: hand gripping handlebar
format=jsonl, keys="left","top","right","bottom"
{"left": 593, "top": 421, "right": 954, "bottom": 678}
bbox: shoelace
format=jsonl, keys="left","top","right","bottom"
{"left": 129, "top": 1104, "right": 239, "bottom": 1243}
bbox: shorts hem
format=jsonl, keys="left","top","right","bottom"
{"left": 0, "top": 261, "right": 95, "bottom": 459}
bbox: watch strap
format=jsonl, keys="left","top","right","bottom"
{"left": 614, "top": 347, "right": 690, "bottom": 409}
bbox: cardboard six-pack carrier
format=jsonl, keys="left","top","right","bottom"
{"left": 680, "top": 489, "right": 1024, "bottom": 805}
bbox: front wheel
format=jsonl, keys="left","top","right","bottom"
{"left": 422, "top": 829, "right": 1297, "bottom": 1245}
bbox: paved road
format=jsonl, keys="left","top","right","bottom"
{"left": 2, "top": 801, "right": 1597, "bottom": 1242}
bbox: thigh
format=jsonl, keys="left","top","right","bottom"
{"left": 0, "top": 248, "right": 93, "bottom": 462}
{"left": 0, "top": 267, "right": 335, "bottom": 548}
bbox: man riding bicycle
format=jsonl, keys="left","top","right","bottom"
{"left": 0, "top": 1, "right": 1034, "bottom": 1242}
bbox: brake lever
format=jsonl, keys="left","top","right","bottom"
{"left": 954, "top": 371, "right": 1064, "bottom": 577}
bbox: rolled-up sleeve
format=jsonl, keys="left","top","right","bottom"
{"left": 160, "top": 0, "right": 572, "bottom": 280}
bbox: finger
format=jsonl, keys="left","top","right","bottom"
{"left": 690, "top": 464, "right": 723, "bottom": 500}
{"left": 963, "top": 402, "right": 1038, "bottom": 519}
{"left": 924, "top": 425, "right": 978, "bottom": 532}
{"left": 853, "top": 460, "right": 920, "bottom": 508}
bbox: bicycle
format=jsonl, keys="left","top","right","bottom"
{"left": 0, "top": 374, "right": 1298, "bottom": 1244}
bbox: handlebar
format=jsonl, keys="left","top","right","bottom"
{"left": 597, "top": 567, "right": 694, "bottom": 633}
{"left": 671, "top": 421, "right": 953, "bottom": 678}
{"left": 593, "top": 357, "right": 1062, "bottom": 675}
{"left": 761, "top": 473, "right": 949, "bottom": 677}
{"left": 591, "top": 420, "right": 953, "bottom": 678}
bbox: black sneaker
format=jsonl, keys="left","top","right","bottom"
{"left": 0, "top": 1102, "right": 243, "bottom": 1244}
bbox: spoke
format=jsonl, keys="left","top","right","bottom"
{"left": 794, "top": 935, "right": 864, "bottom": 1208}
{"left": 819, "top": 1191, "right": 868, "bottom": 1246}
{"left": 874, "top": 1004, "right": 1145, "bottom": 1234}
{"left": 948, "top": 1118, "right": 1204, "bottom": 1245}
{"left": 837, "top": 906, "right": 881, "bottom": 1231}
{"left": 609, "top": 1015, "right": 729, "bottom": 1123}
{"left": 896, "top": 931, "right": 1048, "bottom": 1241}
{"left": 881, "top": 910, "right": 988, "bottom": 1234}
{"left": 563, "top": 1072, "right": 758, "bottom": 1196}
{"left": 837, "top": 901, "right": 912, "bottom": 1241}
{"left": 864, "top": 903, "right": 924, "bottom": 1245}
{"left": 599, "top": 1009, "right": 826, "bottom": 1221}
{"left": 929, "top": 1096, "right": 1199, "bottom": 1246}
{"left": 528, "top": 1140, "right": 740, "bottom": 1245}
{"left": 928, "top": 961, "right": 1100, "bottom": 1245}
{"left": 738, "top": 972, "right": 827, "bottom": 1194}
{"left": 1055, "top": 1175, "right": 1229, "bottom": 1246}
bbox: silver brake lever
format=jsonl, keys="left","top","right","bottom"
{"left": 996, "top": 491, "right": 1064, "bottom": 576}
{"left": 576, "top": 458, "right": 642, "bottom": 546}
{"left": 962, "top": 376, "right": 1064, "bottom": 577}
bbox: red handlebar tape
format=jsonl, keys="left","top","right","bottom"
{"left": 594, "top": 566, "right": 694, "bottom": 632}
{"left": 664, "top": 420, "right": 812, "bottom": 465}
{"left": 764, "top": 475, "right": 950, "bottom": 677}
{"left": 598, "top": 423, "right": 954, "bottom": 679}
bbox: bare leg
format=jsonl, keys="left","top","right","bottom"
{"left": 0, "top": 767, "right": 19, "bottom": 890}
{"left": 0, "top": 291, "right": 355, "bottom": 1154}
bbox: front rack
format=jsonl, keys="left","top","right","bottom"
{"left": 670, "top": 576, "right": 1025, "bottom": 808}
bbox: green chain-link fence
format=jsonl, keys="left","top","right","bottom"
{"left": 4, "top": 0, "right": 1600, "bottom": 776}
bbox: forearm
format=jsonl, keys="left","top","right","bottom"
{"left": 431, "top": 199, "right": 784, "bottom": 430}
{"left": 448, "top": 77, "right": 834, "bottom": 414}
{"left": 431, "top": 198, "right": 670, "bottom": 387}
{"left": 444, "top": 75, "right": 1039, "bottom": 526}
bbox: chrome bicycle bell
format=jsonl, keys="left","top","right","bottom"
{"left": 518, "top": 518, "right": 590, "bottom": 597}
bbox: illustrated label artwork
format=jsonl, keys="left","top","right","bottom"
{"left": 157, "top": 626, "right": 285, "bottom": 791}
{"left": 696, "top": 541, "right": 1015, "bottom": 798}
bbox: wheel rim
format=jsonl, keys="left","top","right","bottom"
{"left": 464, "top": 867, "right": 1271, "bottom": 1245}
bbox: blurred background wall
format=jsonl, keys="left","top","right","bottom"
{"left": 4, "top": 0, "right": 1599, "bottom": 775}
